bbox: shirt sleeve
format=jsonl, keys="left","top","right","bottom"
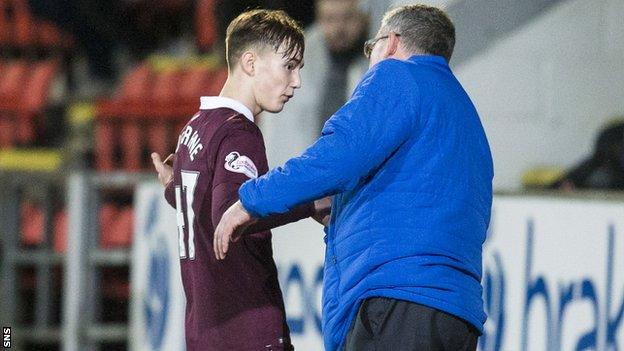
{"left": 211, "top": 123, "right": 266, "bottom": 227}
{"left": 239, "top": 59, "right": 419, "bottom": 217}
{"left": 210, "top": 121, "right": 316, "bottom": 229}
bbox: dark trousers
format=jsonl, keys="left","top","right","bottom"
{"left": 344, "top": 297, "right": 479, "bottom": 351}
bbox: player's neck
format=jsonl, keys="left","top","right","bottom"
{"left": 219, "top": 78, "right": 260, "bottom": 120}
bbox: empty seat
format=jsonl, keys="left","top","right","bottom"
{"left": 195, "top": 0, "right": 217, "bottom": 51}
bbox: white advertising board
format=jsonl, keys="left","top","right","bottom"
{"left": 481, "top": 196, "right": 624, "bottom": 351}
{"left": 131, "top": 184, "right": 624, "bottom": 351}
{"left": 130, "top": 184, "right": 186, "bottom": 351}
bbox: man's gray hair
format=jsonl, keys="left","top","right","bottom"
{"left": 381, "top": 4, "right": 455, "bottom": 62}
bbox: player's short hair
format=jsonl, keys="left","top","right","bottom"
{"left": 381, "top": 5, "right": 455, "bottom": 62}
{"left": 225, "top": 9, "right": 304, "bottom": 70}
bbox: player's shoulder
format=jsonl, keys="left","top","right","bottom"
{"left": 208, "top": 111, "right": 262, "bottom": 149}
{"left": 219, "top": 112, "right": 260, "bottom": 135}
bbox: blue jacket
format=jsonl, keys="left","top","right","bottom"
{"left": 239, "top": 55, "right": 493, "bottom": 350}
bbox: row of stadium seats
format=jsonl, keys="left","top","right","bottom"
{"left": 0, "top": 59, "right": 60, "bottom": 147}
{"left": 21, "top": 201, "right": 133, "bottom": 252}
{"left": 94, "top": 63, "right": 227, "bottom": 171}
{"left": 0, "top": 0, "right": 71, "bottom": 52}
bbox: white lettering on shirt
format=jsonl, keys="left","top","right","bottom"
{"left": 178, "top": 125, "right": 204, "bottom": 162}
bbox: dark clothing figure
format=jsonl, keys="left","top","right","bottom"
{"left": 556, "top": 122, "right": 624, "bottom": 190}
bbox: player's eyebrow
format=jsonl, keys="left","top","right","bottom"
{"left": 287, "top": 57, "right": 304, "bottom": 68}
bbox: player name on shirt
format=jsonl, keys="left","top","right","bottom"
{"left": 177, "top": 123, "right": 204, "bottom": 161}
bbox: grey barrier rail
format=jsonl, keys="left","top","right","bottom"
{"left": 1, "top": 171, "right": 152, "bottom": 351}
{"left": 0, "top": 171, "right": 65, "bottom": 350}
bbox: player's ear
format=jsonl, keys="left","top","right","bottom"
{"left": 383, "top": 31, "right": 400, "bottom": 58}
{"left": 240, "top": 51, "right": 256, "bottom": 76}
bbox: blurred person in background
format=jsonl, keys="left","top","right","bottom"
{"left": 554, "top": 119, "right": 624, "bottom": 190}
{"left": 215, "top": 4, "right": 492, "bottom": 350}
{"left": 259, "top": 0, "right": 369, "bottom": 166}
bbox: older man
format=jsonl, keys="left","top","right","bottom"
{"left": 215, "top": 5, "right": 493, "bottom": 351}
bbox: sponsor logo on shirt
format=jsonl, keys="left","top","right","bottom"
{"left": 224, "top": 152, "right": 258, "bottom": 179}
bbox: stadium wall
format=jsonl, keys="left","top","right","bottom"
{"left": 132, "top": 182, "right": 624, "bottom": 350}
{"left": 454, "top": 0, "right": 624, "bottom": 190}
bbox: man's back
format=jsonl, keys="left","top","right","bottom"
{"left": 322, "top": 56, "right": 493, "bottom": 348}
{"left": 165, "top": 97, "right": 290, "bottom": 350}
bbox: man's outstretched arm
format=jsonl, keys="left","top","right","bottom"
{"left": 213, "top": 197, "right": 331, "bottom": 260}
{"left": 215, "top": 60, "right": 418, "bottom": 259}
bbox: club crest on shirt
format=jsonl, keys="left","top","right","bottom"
{"left": 224, "top": 152, "right": 258, "bottom": 179}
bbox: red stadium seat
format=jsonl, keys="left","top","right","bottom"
{"left": 18, "top": 60, "right": 59, "bottom": 143}
{"left": 0, "top": 60, "right": 28, "bottom": 109}
{"left": 99, "top": 204, "right": 133, "bottom": 249}
{"left": 120, "top": 121, "right": 142, "bottom": 171}
{"left": 99, "top": 203, "right": 118, "bottom": 248}
{"left": 146, "top": 121, "right": 170, "bottom": 159}
{"left": 0, "top": 60, "right": 28, "bottom": 147}
{"left": 0, "top": 59, "right": 58, "bottom": 146}
{"left": 12, "top": 0, "right": 34, "bottom": 48}
{"left": 53, "top": 209, "right": 68, "bottom": 253}
{"left": 196, "top": 0, "right": 217, "bottom": 51}
{"left": 94, "top": 120, "right": 116, "bottom": 171}
{"left": 0, "top": 0, "right": 71, "bottom": 52}
{"left": 20, "top": 201, "right": 45, "bottom": 246}
{"left": 117, "top": 64, "right": 154, "bottom": 116}
{"left": 0, "top": 1, "right": 11, "bottom": 47}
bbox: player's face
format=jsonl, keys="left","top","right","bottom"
{"left": 253, "top": 46, "right": 303, "bottom": 113}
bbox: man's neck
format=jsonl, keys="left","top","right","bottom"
{"left": 219, "top": 77, "right": 261, "bottom": 118}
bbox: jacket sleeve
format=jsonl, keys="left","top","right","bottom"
{"left": 239, "top": 59, "right": 419, "bottom": 217}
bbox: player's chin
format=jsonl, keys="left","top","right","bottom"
{"left": 265, "top": 102, "right": 286, "bottom": 113}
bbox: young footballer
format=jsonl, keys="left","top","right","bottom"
{"left": 151, "top": 9, "right": 327, "bottom": 350}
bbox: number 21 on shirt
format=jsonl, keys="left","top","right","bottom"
{"left": 174, "top": 171, "right": 199, "bottom": 260}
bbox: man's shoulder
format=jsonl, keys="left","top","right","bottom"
{"left": 355, "top": 59, "right": 413, "bottom": 98}
{"left": 370, "top": 58, "right": 411, "bottom": 77}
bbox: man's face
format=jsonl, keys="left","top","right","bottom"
{"left": 252, "top": 45, "right": 303, "bottom": 113}
{"left": 318, "top": 0, "right": 366, "bottom": 53}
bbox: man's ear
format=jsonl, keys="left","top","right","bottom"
{"left": 240, "top": 51, "right": 255, "bottom": 76}
{"left": 383, "top": 31, "right": 400, "bottom": 58}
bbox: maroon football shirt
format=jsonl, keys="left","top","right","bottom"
{"left": 163, "top": 97, "right": 307, "bottom": 350}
